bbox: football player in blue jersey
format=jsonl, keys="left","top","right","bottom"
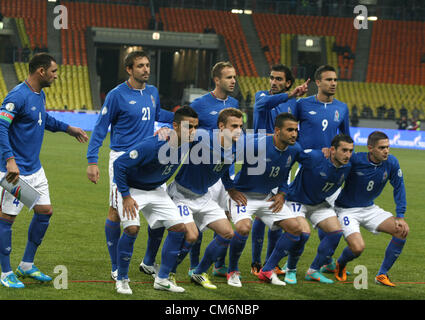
{"left": 333, "top": 131, "right": 409, "bottom": 287}
{"left": 251, "top": 64, "right": 309, "bottom": 277}
{"left": 167, "top": 108, "right": 244, "bottom": 290}
{"left": 86, "top": 51, "right": 174, "bottom": 281}
{"left": 112, "top": 106, "right": 198, "bottom": 294}
{"left": 0, "top": 53, "right": 88, "bottom": 288}
{"left": 186, "top": 62, "right": 239, "bottom": 278}
{"left": 277, "top": 134, "right": 353, "bottom": 284}
{"left": 223, "top": 113, "right": 304, "bottom": 287}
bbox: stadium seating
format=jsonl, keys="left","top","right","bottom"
{"left": 238, "top": 75, "right": 425, "bottom": 118}
{"left": 158, "top": 7, "right": 258, "bottom": 77}
{"left": 0, "top": 66, "right": 8, "bottom": 104}
{"left": 13, "top": 62, "right": 93, "bottom": 110}
{"left": 252, "top": 13, "right": 357, "bottom": 79}
{"left": 367, "top": 20, "right": 425, "bottom": 85}
{"left": 0, "top": 0, "right": 47, "bottom": 50}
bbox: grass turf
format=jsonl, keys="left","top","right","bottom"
{"left": 1, "top": 131, "right": 424, "bottom": 302}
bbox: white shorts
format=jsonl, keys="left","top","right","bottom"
{"left": 167, "top": 181, "right": 227, "bottom": 232}
{"left": 335, "top": 205, "right": 393, "bottom": 238}
{"left": 116, "top": 186, "right": 183, "bottom": 230}
{"left": 284, "top": 200, "right": 337, "bottom": 228}
{"left": 325, "top": 187, "right": 342, "bottom": 207}
{"left": 0, "top": 167, "right": 51, "bottom": 215}
{"left": 109, "top": 150, "right": 125, "bottom": 208}
{"left": 209, "top": 179, "right": 229, "bottom": 211}
{"left": 229, "top": 192, "right": 297, "bottom": 231}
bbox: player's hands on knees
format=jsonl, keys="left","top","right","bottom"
{"left": 395, "top": 217, "right": 409, "bottom": 238}
{"left": 268, "top": 193, "right": 285, "bottom": 213}
{"left": 67, "top": 126, "right": 89, "bottom": 143}
{"left": 87, "top": 165, "right": 99, "bottom": 184}
{"left": 228, "top": 188, "right": 247, "bottom": 206}
{"left": 123, "top": 195, "right": 139, "bottom": 220}
{"left": 5, "top": 157, "right": 20, "bottom": 184}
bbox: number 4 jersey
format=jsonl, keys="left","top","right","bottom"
{"left": 335, "top": 152, "right": 406, "bottom": 218}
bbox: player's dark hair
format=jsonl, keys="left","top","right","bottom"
{"left": 271, "top": 64, "right": 295, "bottom": 90}
{"left": 367, "top": 131, "right": 389, "bottom": 147}
{"left": 29, "top": 53, "right": 56, "bottom": 74}
{"left": 124, "top": 50, "right": 149, "bottom": 69}
{"left": 217, "top": 107, "right": 243, "bottom": 126}
{"left": 331, "top": 134, "right": 353, "bottom": 149}
{"left": 211, "top": 61, "right": 234, "bottom": 79}
{"left": 314, "top": 65, "right": 336, "bottom": 81}
{"left": 274, "top": 112, "right": 297, "bottom": 129}
{"left": 173, "top": 105, "right": 198, "bottom": 123}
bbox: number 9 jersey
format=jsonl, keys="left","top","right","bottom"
{"left": 293, "top": 95, "right": 350, "bottom": 149}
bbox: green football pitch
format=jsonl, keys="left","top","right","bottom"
{"left": 1, "top": 131, "right": 424, "bottom": 302}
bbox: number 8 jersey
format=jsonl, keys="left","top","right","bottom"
{"left": 293, "top": 95, "right": 350, "bottom": 149}
{"left": 335, "top": 152, "right": 406, "bottom": 218}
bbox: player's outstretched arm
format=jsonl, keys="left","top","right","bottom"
{"left": 288, "top": 78, "right": 310, "bottom": 98}
{"left": 87, "top": 164, "right": 100, "bottom": 184}
{"left": 66, "top": 126, "right": 89, "bottom": 143}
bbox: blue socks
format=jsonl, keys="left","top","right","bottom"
{"left": 287, "top": 232, "right": 310, "bottom": 270}
{"left": 117, "top": 231, "right": 137, "bottom": 280}
{"left": 228, "top": 231, "right": 249, "bottom": 273}
{"left": 22, "top": 213, "right": 52, "bottom": 264}
{"left": 143, "top": 226, "right": 165, "bottom": 266}
{"left": 157, "top": 230, "right": 185, "bottom": 279}
{"left": 378, "top": 237, "right": 406, "bottom": 276}
{"left": 337, "top": 246, "right": 359, "bottom": 269}
{"left": 194, "top": 234, "right": 231, "bottom": 274}
{"left": 0, "top": 218, "right": 13, "bottom": 274}
{"left": 190, "top": 230, "right": 203, "bottom": 269}
{"left": 214, "top": 232, "right": 227, "bottom": 268}
{"left": 172, "top": 239, "right": 194, "bottom": 273}
{"left": 265, "top": 228, "right": 282, "bottom": 264}
{"left": 251, "top": 217, "right": 265, "bottom": 264}
{"left": 310, "top": 230, "right": 343, "bottom": 271}
{"left": 105, "top": 219, "right": 120, "bottom": 271}
{"left": 263, "top": 232, "right": 300, "bottom": 272}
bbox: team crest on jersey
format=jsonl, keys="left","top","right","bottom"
{"left": 31, "top": 106, "right": 36, "bottom": 111}
{"left": 285, "top": 156, "right": 292, "bottom": 168}
{"left": 287, "top": 107, "right": 292, "bottom": 113}
{"left": 398, "top": 169, "right": 403, "bottom": 177}
{"left": 5, "top": 103, "right": 15, "bottom": 112}
{"left": 382, "top": 171, "right": 388, "bottom": 181}
{"left": 150, "top": 95, "right": 156, "bottom": 107}
{"left": 129, "top": 150, "right": 138, "bottom": 159}
{"left": 334, "top": 110, "right": 340, "bottom": 122}
{"left": 101, "top": 107, "right": 108, "bottom": 115}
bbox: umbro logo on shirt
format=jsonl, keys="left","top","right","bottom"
{"left": 210, "top": 111, "right": 218, "bottom": 115}
{"left": 309, "top": 111, "right": 317, "bottom": 115}
{"left": 129, "top": 100, "right": 136, "bottom": 105}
